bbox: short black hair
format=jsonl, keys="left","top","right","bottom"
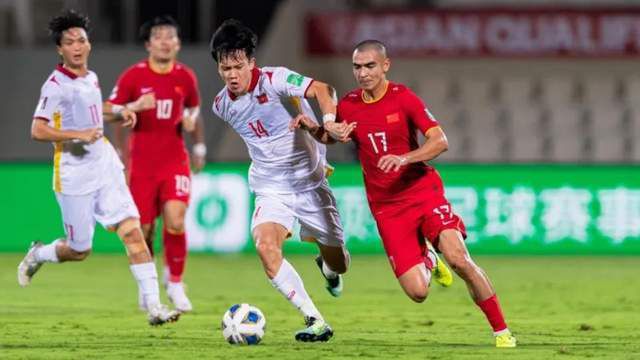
{"left": 139, "top": 15, "right": 179, "bottom": 42}
{"left": 48, "top": 9, "right": 90, "bottom": 45}
{"left": 354, "top": 39, "right": 387, "bottom": 57}
{"left": 209, "top": 19, "right": 258, "bottom": 63}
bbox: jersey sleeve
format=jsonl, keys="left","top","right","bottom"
{"left": 211, "top": 95, "right": 223, "bottom": 119}
{"left": 184, "top": 68, "right": 200, "bottom": 108}
{"left": 33, "top": 81, "right": 63, "bottom": 122}
{"left": 271, "top": 67, "right": 314, "bottom": 98}
{"left": 401, "top": 88, "right": 439, "bottom": 134}
{"left": 108, "top": 69, "right": 135, "bottom": 105}
{"left": 336, "top": 100, "right": 347, "bottom": 123}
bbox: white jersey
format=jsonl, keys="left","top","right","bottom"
{"left": 212, "top": 66, "right": 327, "bottom": 194}
{"left": 33, "top": 65, "right": 123, "bottom": 195}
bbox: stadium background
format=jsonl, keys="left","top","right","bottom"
{"left": 1, "top": 0, "right": 638, "bottom": 255}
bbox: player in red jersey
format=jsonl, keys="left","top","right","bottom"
{"left": 291, "top": 40, "right": 517, "bottom": 348}
{"left": 104, "top": 16, "right": 204, "bottom": 313}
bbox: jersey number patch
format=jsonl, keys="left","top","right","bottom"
{"left": 433, "top": 205, "right": 454, "bottom": 225}
{"left": 249, "top": 120, "right": 269, "bottom": 138}
{"left": 157, "top": 99, "right": 173, "bottom": 119}
{"left": 174, "top": 175, "right": 190, "bottom": 196}
{"left": 367, "top": 131, "right": 388, "bottom": 154}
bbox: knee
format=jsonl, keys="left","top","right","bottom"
{"left": 70, "top": 248, "right": 91, "bottom": 261}
{"left": 255, "top": 237, "right": 280, "bottom": 257}
{"left": 255, "top": 237, "right": 282, "bottom": 275}
{"left": 165, "top": 217, "right": 185, "bottom": 234}
{"left": 407, "top": 287, "right": 429, "bottom": 303}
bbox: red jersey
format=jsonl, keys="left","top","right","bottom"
{"left": 109, "top": 60, "right": 200, "bottom": 175}
{"left": 337, "top": 82, "right": 440, "bottom": 206}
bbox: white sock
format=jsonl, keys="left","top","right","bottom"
{"left": 420, "top": 264, "right": 432, "bottom": 287}
{"left": 494, "top": 328, "right": 511, "bottom": 336}
{"left": 322, "top": 260, "right": 338, "bottom": 279}
{"left": 34, "top": 239, "right": 60, "bottom": 263}
{"left": 270, "top": 259, "right": 323, "bottom": 320}
{"left": 426, "top": 250, "right": 437, "bottom": 271}
{"left": 130, "top": 262, "right": 160, "bottom": 308}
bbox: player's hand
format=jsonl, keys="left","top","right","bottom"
{"left": 129, "top": 92, "right": 156, "bottom": 112}
{"left": 120, "top": 109, "right": 137, "bottom": 128}
{"left": 324, "top": 120, "right": 356, "bottom": 143}
{"left": 77, "top": 128, "right": 103, "bottom": 144}
{"left": 289, "top": 114, "right": 318, "bottom": 132}
{"left": 377, "top": 154, "right": 409, "bottom": 173}
{"left": 192, "top": 154, "right": 205, "bottom": 173}
{"left": 182, "top": 115, "right": 197, "bottom": 132}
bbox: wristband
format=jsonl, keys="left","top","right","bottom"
{"left": 193, "top": 143, "right": 207, "bottom": 157}
{"left": 322, "top": 113, "right": 336, "bottom": 123}
{"left": 111, "top": 104, "right": 125, "bottom": 114}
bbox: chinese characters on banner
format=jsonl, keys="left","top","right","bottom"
{"left": 331, "top": 185, "right": 640, "bottom": 246}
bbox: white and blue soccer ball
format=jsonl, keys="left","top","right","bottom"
{"left": 221, "top": 303, "right": 266, "bottom": 345}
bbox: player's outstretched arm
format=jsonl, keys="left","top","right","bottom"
{"left": 289, "top": 114, "right": 334, "bottom": 144}
{"left": 31, "top": 118, "right": 103, "bottom": 144}
{"left": 303, "top": 81, "right": 354, "bottom": 141}
{"left": 187, "top": 111, "right": 206, "bottom": 173}
{"left": 103, "top": 102, "right": 137, "bottom": 127}
{"left": 304, "top": 80, "right": 336, "bottom": 119}
{"left": 378, "top": 126, "right": 449, "bottom": 172}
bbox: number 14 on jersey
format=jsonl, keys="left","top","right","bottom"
{"left": 249, "top": 119, "right": 269, "bottom": 138}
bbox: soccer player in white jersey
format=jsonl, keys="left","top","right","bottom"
{"left": 210, "top": 19, "right": 352, "bottom": 342}
{"left": 17, "top": 10, "right": 180, "bottom": 326}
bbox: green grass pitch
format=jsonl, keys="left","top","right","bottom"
{"left": 1, "top": 253, "right": 639, "bottom": 359}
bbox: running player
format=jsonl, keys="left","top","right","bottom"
{"left": 18, "top": 9, "right": 179, "bottom": 326}
{"left": 209, "top": 19, "right": 350, "bottom": 342}
{"left": 291, "top": 40, "right": 517, "bottom": 348}
{"left": 105, "top": 16, "right": 204, "bottom": 313}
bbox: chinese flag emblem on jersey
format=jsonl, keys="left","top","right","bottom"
{"left": 386, "top": 112, "right": 400, "bottom": 124}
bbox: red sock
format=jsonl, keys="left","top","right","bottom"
{"left": 163, "top": 228, "right": 187, "bottom": 283}
{"left": 476, "top": 294, "right": 508, "bottom": 333}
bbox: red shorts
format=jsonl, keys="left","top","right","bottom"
{"left": 372, "top": 182, "right": 466, "bottom": 278}
{"left": 129, "top": 169, "right": 191, "bottom": 225}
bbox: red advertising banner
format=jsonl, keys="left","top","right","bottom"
{"left": 305, "top": 9, "right": 640, "bottom": 57}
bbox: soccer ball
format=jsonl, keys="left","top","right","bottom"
{"left": 221, "top": 303, "right": 266, "bottom": 345}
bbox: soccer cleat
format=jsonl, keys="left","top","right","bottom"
{"left": 295, "top": 317, "right": 333, "bottom": 342}
{"left": 17, "top": 241, "right": 44, "bottom": 287}
{"left": 426, "top": 246, "right": 453, "bottom": 287}
{"left": 147, "top": 303, "right": 181, "bottom": 326}
{"left": 495, "top": 331, "right": 517, "bottom": 348}
{"left": 315, "top": 256, "right": 343, "bottom": 297}
{"left": 166, "top": 282, "right": 193, "bottom": 313}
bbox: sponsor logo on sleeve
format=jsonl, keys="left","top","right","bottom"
{"left": 286, "top": 73, "right": 304, "bottom": 87}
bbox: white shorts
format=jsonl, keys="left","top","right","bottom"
{"left": 252, "top": 180, "right": 344, "bottom": 247}
{"left": 55, "top": 169, "right": 139, "bottom": 252}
